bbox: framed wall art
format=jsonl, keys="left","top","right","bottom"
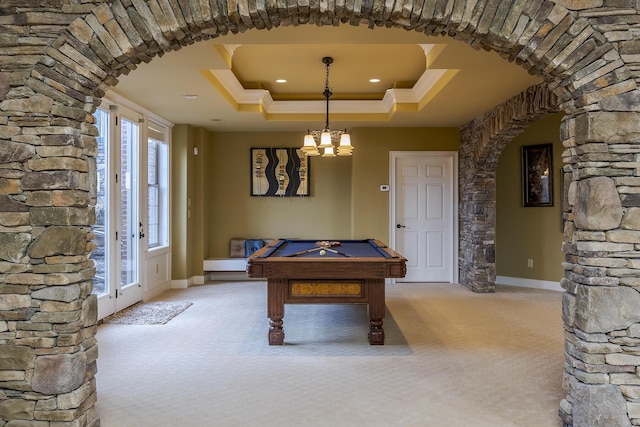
{"left": 251, "top": 148, "right": 309, "bottom": 197}
{"left": 521, "top": 143, "right": 553, "bottom": 207}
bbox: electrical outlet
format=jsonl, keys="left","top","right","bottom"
{"left": 527, "top": 259, "right": 534, "bottom": 268}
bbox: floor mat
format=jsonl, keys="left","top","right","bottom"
{"left": 102, "top": 301, "right": 193, "bottom": 325}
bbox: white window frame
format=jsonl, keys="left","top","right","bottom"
{"left": 146, "top": 122, "right": 170, "bottom": 251}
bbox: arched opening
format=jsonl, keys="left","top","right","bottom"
{"left": 495, "top": 112, "right": 566, "bottom": 290}
{"left": 459, "top": 82, "right": 560, "bottom": 293}
{"left": 2, "top": 1, "right": 639, "bottom": 425}
{"left": 97, "top": 26, "right": 564, "bottom": 426}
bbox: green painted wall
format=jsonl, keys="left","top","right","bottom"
{"left": 171, "top": 124, "right": 189, "bottom": 280}
{"left": 351, "top": 127, "right": 460, "bottom": 241}
{"left": 190, "top": 127, "right": 207, "bottom": 277}
{"left": 171, "top": 124, "right": 213, "bottom": 280}
{"left": 206, "top": 132, "right": 353, "bottom": 259}
{"left": 172, "top": 118, "right": 563, "bottom": 283}
{"left": 495, "top": 113, "right": 565, "bottom": 281}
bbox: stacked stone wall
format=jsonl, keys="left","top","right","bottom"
{"left": 459, "top": 83, "right": 560, "bottom": 293}
{"left": 559, "top": 106, "right": 640, "bottom": 426}
{"left": 0, "top": 3, "right": 104, "bottom": 426}
{"left": 0, "top": 0, "right": 640, "bottom": 425}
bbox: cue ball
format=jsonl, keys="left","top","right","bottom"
{"left": 319, "top": 249, "right": 326, "bottom": 256}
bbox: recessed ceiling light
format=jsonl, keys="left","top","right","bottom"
{"left": 184, "top": 95, "right": 197, "bottom": 99}
{"left": 369, "top": 78, "right": 381, "bottom": 83}
{"left": 275, "top": 79, "right": 287, "bottom": 83}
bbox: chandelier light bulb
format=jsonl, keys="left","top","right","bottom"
{"left": 322, "top": 146, "right": 336, "bottom": 157}
{"left": 302, "top": 134, "right": 320, "bottom": 156}
{"left": 318, "top": 131, "right": 333, "bottom": 148}
{"left": 303, "top": 133, "right": 317, "bottom": 150}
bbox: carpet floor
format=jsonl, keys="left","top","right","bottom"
{"left": 95, "top": 281, "right": 564, "bottom": 427}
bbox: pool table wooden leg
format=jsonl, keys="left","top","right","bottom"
{"left": 269, "top": 319, "right": 284, "bottom": 345}
{"left": 368, "top": 319, "right": 385, "bottom": 345}
{"left": 368, "top": 279, "right": 385, "bottom": 345}
{"left": 268, "top": 279, "right": 286, "bottom": 345}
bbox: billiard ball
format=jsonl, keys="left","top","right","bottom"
{"left": 319, "top": 249, "right": 326, "bottom": 256}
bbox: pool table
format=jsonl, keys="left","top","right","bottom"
{"left": 246, "top": 239, "right": 407, "bottom": 345}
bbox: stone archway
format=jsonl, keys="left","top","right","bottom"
{"left": 2, "top": 0, "right": 640, "bottom": 425}
{"left": 459, "top": 82, "right": 560, "bottom": 293}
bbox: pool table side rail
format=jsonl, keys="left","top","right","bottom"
{"left": 246, "top": 239, "right": 407, "bottom": 279}
{"left": 370, "top": 239, "right": 405, "bottom": 259}
{"left": 250, "top": 239, "right": 403, "bottom": 259}
{"left": 247, "top": 260, "right": 406, "bottom": 279}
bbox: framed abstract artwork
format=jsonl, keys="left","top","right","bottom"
{"left": 251, "top": 148, "right": 310, "bottom": 197}
{"left": 521, "top": 143, "right": 553, "bottom": 207}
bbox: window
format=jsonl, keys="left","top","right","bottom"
{"left": 147, "top": 124, "right": 169, "bottom": 249}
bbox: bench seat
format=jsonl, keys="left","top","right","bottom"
{"left": 203, "top": 238, "right": 272, "bottom": 281}
{"left": 203, "top": 257, "right": 247, "bottom": 272}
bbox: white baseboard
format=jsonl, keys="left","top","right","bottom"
{"left": 496, "top": 276, "right": 563, "bottom": 292}
{"left": 171, "top": 276, "right": 206, "bottom": 289}
{"left": 171, "top": 279, "right": 189, "bottom": 289}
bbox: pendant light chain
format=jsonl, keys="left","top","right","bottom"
{"left": 323, "top": 57, "right": 332, "bottom": 130}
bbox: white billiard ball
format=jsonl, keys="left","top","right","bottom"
{"left": 319, "top": 249, "right": 326, "bottom": 256}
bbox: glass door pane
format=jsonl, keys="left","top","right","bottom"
{"left": 92, "top": 108, "right": 110, "bottom": 297}
{"left": 120, "top": 117, "right": 140, "bottom": 295}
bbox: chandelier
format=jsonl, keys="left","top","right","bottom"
{"left": 301, "top": 57, "right": 353, "bottom": 157}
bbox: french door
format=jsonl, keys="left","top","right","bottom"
{"left": 117, "top": 113, "right": 143, "bottom": 310}
{"left": 93, "top": 104, "right": 144, "bottom": 319}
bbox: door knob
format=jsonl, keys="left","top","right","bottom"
{"left": 396, "top": 224, "right": 406, "bottom": 228}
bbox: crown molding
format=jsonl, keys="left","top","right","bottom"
{"left": 202, "top": 43, "right": 456, "bottom": 122}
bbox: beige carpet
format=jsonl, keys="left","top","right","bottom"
{"left": 95, "top": 281, "right": 564, "bottom": 427}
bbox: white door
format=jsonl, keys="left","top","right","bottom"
{"left": 391, "top": 152, "right": 458, "bottom": 283}
{"left": 92, "top": 104, "right": 143, "bottom": 319}
{"left": 92, "top": 106, "right": 113, "bottom": 320}
{"left": 116, "top": 112, "right": 143, "bottom": 311}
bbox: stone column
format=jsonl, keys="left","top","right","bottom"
{"left": 458, "top": 126, "right": 498, "bottom": 293}
{"left": 0, "top": 82, "right": 100, "bottom": 425}
{"left": 559, "top": 106, "right": 640, "bottom": 426}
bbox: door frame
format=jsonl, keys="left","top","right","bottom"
{"left": 94, "top": 102, "right": 115, "bottom": 321}
{"left": 94, "top": 93, "right": 174, "bottom": 320}
{"left": 94, "top": 101, "right": 145, "bottom": 319}
{"left": 114, "top": 105, "right": 145, "bottom": 313}
{"left": 107, "top": 90, "right": 174, "bottom": 303}
{"left": 389, "top": 151, "right": 459, "bottom": 283}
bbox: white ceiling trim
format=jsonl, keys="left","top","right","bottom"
{"left": 213, "top": 70, "right": 273, "bottom": 105}
{"left": 207, "top": 68, "right": 451, "bottom": 115}
{"left": 204, "top": 43, "right": 452, "bottom": 117}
